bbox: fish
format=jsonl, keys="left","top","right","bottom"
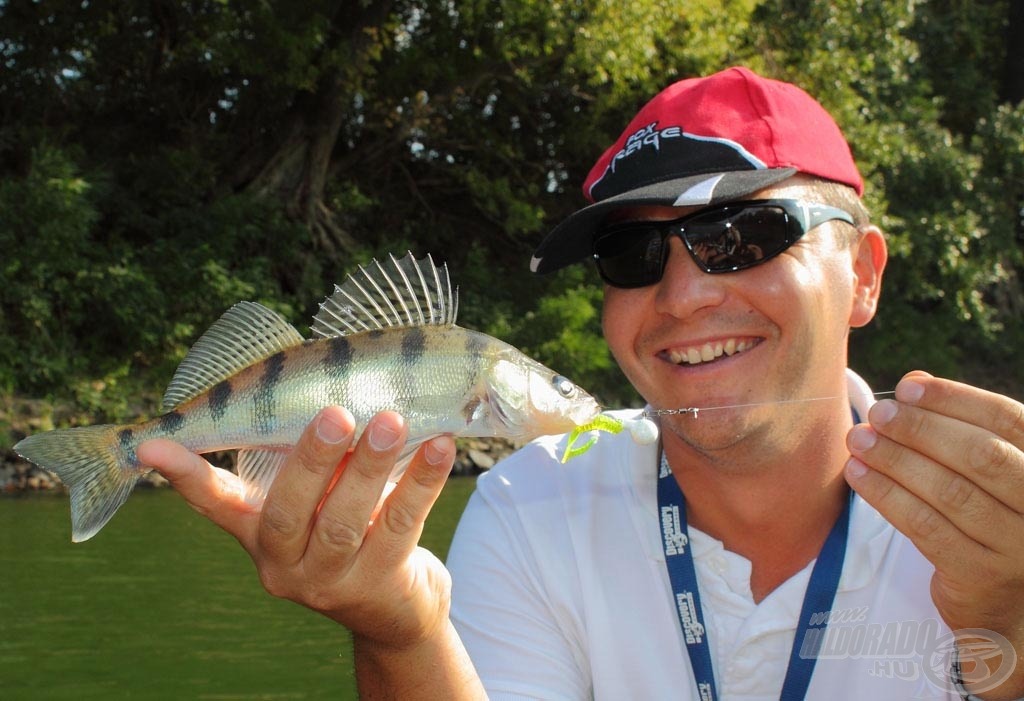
{"left": 14, "top": 252, "right": 602, "bottom": 542}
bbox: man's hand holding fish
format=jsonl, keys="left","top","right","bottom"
{"left": 138, "top": 408, "right": 488, "bottom": 698}
{"left": 15, "top": 252, "right": 606, "bottom": 699}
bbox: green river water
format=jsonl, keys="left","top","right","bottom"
{"left": 0, "top": 478, "right": 477, "bottom": 700}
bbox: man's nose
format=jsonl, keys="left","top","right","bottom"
{"left": 653, "top": 238, "right": 728, "bottom": 317}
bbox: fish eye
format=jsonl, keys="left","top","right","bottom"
{"left": 552, "top": 375, "right": 577, "bottom": 398}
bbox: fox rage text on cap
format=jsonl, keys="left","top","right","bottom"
{"left": 530, "top": 66, "right": 864, "bottom": 275}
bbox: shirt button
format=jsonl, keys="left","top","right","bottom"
{"left": 709, "top": 556, "right": 727, "bottom": 575}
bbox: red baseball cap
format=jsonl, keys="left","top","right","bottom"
{"left": 530, "top": 66, "right": 863, "bottom": 274}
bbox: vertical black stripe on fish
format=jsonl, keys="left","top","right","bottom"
{"left": 401, "top": 327, "right": 426, "bottom": 365}
{"left": 208, "top": 380, "right": 233, "bottom": 422}
{"left": 118, "top": 427, "right": 138, "bottom": 467}
{"left": 324, "top": 336, "right": 353, "bottom": 372}
{"left": 465, "top": 331, "right": 488, "bottom": 357}
{"left": 118, "top": 428, "right": 134, "bottom": 447}
{"left": 159, "top": 411, "right": 185, "bottom": 435}
{"left": 253, "top": 351, "right": 285, "bottom": 433}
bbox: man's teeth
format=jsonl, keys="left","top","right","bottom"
{"left": 668, "top": 339, "right": 753, "bottom": 365}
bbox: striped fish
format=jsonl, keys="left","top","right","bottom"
{"left": 15, "top": 253, "right": 601, "bottom": 542}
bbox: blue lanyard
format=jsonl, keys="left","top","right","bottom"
{"left": 658, "top": 453, "right": 852, "bottom": 701}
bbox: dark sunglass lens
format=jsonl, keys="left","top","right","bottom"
{"left": 685, "top": 205, "right": 791, "bottom": 272}
{"left": 595, "top": 227, "right": 666, "bottom": 287}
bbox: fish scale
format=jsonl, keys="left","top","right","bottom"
{"left": 15, "top": 253, "right": 602, "bottom": 542}
{"left": 155, "top": 327, "right": 492, "bottom": 451}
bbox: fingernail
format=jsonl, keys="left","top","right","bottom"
{"left": 849, "top": 425, "right": 877, "bottom": 452}
{"left": 845, "top": 457, "right": 870, "bottom": 480}
{"left": 317, "top": 410, "right": 351, "bottom": 444}
{"left": 369, "top": 421, "right": 401, "bottom": 451}
{"left": 424, "top": 438, "right": 451, "bottom": 466}
{"left": 871, "top": 400, "right": 898, "bottom": 426}
{"left": 896, "top": 379, "right": 925, "bottom": 404}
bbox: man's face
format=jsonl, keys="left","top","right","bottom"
{"left": 600, "top": 177, "right": 886, "bottom": 455}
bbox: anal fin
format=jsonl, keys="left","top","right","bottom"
{"left": 237, "top": 448, "right": 291, "bottom": 504}
{"left": 388, "top": 438, "right": 429, "bottom": 481}
{"left": 238, "top": 436, "right": 432, "bottom": 506}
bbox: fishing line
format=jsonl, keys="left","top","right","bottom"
{"left": 642, "top": 390, "right": 897, "bottom": 419}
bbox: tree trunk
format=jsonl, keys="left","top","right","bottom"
{"left": 246, "top": 72, "right": 357, "bottom": 253}
{"left": 1003, "top": 0, "right": 1024, "bottom": 104}
{"left": 237, "top": 1, "right": 395, "bottom": 254}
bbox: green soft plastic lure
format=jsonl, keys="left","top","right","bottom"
{"left": 561, "top": 413, "right": 659, "bottom": 463}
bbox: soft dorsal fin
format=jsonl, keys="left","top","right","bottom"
{"left": 311, "top": 252, "right": 459, "bottom": 338}
{"left": 162, "top": 301, "right": 304, "bottom": 411}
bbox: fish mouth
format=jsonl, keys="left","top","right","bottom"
{"left": 564, "top": 398, "right": 603, "bottom": 429}
{"left": 661, "top": 337, "right": 761, "bottom": 366}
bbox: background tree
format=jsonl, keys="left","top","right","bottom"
{"left": 1, "top": 0, "right": 1020, "bottom": 442}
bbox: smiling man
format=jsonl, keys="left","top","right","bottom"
{"left": 445, "top": 67, "right": 1024, "bottom": 700}
{"left": 143, "top": 67, "right": 1024, "bottom": 701}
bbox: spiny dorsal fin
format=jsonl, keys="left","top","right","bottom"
{"left": 311, "top": 252, "right": 459, "bottom": 338}
{"left": 161, "top": 301, "right": 304, "bottom": 411}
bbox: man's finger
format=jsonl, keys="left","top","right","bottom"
{"left": 366, "top": 436, "right": 456, "bottom": 567}
{"left": 865, "top": 397, "right": 1024, "bottom": 514}
{"left": 303, "top": 412, "right": 408, "bottom": 577}
{"left": 893, "top": 372, "right": 1024, "bottom": 450}
{"left": 844, "top": 455, "right": 986, "bottom": 578}
{"left": 847, "top": 423, "right": 1019, "bottom": 551}
{"left": 256, "top": 407, "right": 357, "bottom": 564}
{"left": 137, "top": 438, "right": 255, "bottom": 541}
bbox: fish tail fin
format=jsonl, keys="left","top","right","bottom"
{"left": 14, "top": 425, "right": 140, "bottom": 542}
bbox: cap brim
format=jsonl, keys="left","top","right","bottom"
{"left": 530, "top": 168, "right": 797, "bottom": 274}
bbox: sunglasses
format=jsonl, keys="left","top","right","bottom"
{"left": 592, "top": 199, "right": 856, "bottom": 288}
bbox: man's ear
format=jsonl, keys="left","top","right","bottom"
{"left": 849, "top": 225, "right": 887, "bottom": 329}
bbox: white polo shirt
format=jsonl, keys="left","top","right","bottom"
{"left": 447, "top": 376, "right": 962, "bottom": 700}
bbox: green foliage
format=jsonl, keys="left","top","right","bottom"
{"left": 0, "top": 146, "right": 101, "bottom": 391}
{"left": 0, "top": 144, "right": 316, "bottom": 402}
{"left": 506, "top": 280, "right": 636, "bottom": 408}
{"left": 1, "top": 0, "right": 1021, "bottom": 427}
{"left": 748, "top": 0, "right": 1021, "bottom": 392}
